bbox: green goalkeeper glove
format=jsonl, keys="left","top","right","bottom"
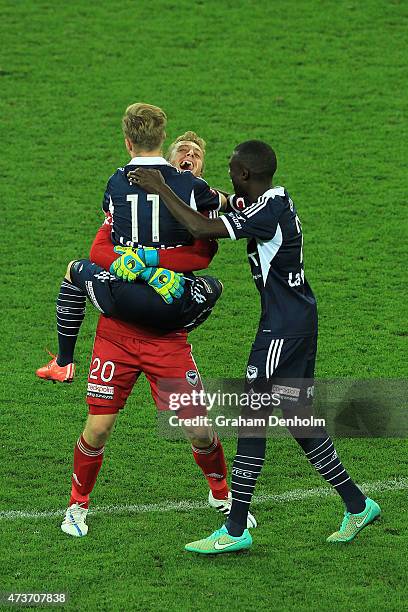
{"left": 110, "top": 246, "right": 159, "bottom": 282}
{"left": 139, "top": 267, "right": 185, "bottom": 304}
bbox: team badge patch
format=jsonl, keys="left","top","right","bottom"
{"left": 186, "top": 370, "right": 199, "bottom": 386}
{"left": 234, "top": 196, "right": 246, "bottom": 211}
{"left": 246, "top": 365, "right": 258, "bottom": 382}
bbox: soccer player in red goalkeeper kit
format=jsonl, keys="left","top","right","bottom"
{"left": 36, "top": 104, "right": 256, "bottom": 537}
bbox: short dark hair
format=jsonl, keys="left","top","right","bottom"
{"left": 234, "top": 140, "right": 277, "bottom": 180}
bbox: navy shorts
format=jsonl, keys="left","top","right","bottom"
{"left": 245, "top": 333, "right": 318, "bottom": 410}
{"left": 246, "top": 334, "right": 317, "bottom": 382}
{"left": 234, "top": 333, "right": 320, "bottom": 438}
{"left": 70, "top": 260, "right": 222, "bottom": 332}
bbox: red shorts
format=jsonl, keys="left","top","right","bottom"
{"left": 86, "top": 316, "right": 205, "bottom": 416}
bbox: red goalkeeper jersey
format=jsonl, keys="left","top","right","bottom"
{"left": 89, "top": 213, "right": 218, "bottom": 339}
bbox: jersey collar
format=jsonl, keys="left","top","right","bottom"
{"left": 128, "top": 156, "right": 170, "bottom": 166}
{"left": 258, "top": 186, "right": 285, "bottom": 201}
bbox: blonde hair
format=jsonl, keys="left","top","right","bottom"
{"left": 167, "top": 131, "right": 206, "bottom": 171}
{"left": 122, "top": 103, "right": 167, "bottom": 151}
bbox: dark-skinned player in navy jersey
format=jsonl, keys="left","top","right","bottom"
{"left": 37, "top": 104, "right": 256, "bottom": 537}
{"left": 130, "top": 139, "right": 381, "bottom": 553}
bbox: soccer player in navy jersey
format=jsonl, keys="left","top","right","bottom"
{"left": 89, "top": 129, "right": 239, "bottom": 274}
{"left": 37, "top": 104, "right": 255, "bottom": 537}
{"left": 131, "top": 140, "right": 381, "bottom": 552}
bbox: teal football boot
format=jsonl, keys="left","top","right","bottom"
{"left": 327, "top": 497, "right": 381, "bottom": 543}
{"left": 185, "top": 525, "right": 252, "bottom": 554}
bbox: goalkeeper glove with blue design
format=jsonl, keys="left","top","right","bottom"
{"left": 110, "top": 246, "right": 159, "bottom": 282}
{"left": 139, "top": 267, "right": 185, "bottom": 304}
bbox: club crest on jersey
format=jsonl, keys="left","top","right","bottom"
{"left": 246, "top": 365, "right": 258, "bottom": 382}
{"left": 234, "top": 197, "right": 246, "bottom": 211}
{"left": 186, "top": 370, "right": 199, "bottom": 387}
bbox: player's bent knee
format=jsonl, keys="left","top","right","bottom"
{"left": 84, "top": 425, "right": 113, "bottom": 447}
{"left": 83, "top": 413, "right": 117, "bottom": 447}
{"left": 184, "top": 426, "right": 214, "bottom": 448}
{"left": 65, "top": 260, "right": 78, "bottom": 283}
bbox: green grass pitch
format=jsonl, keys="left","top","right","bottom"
{"left": 1, "top": 0, "right": 407, "bottom": 610}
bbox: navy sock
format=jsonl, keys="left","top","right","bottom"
{"left": 225, "top": 437, "right": 266, "bottom": 536}
{"left": 56, "top": 279, "right": 86, "bottom": 366}
{"left": 295, "top": 436, "right": 366, "bottom": 514}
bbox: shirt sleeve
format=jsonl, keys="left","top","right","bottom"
{"left": 220, "top": 197, "right": 284, "bottom": 241}
{"left": 102, "top": 176, "right": 115, "bottom": 213}
{"left": 89, "top": 222, "right": 116, "bottom": 269}
{"left": 192, "top": 176, "right": 222, "bottom": 212}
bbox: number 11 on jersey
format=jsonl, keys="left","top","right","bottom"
{"left": 127, "top": 194, "right": 160, "bottom": 243}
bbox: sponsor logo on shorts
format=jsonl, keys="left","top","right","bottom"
{"left": 271, "top": 384, "right": 300, "bottom": 398}
{"left": 186, "top": 370, "right": 199, "bottom": 387}
{"left": 87, "top": 382, "right": 114, "bottom": 400}
{"left": 246, "top": 365, "right": 258, "bottom": 382}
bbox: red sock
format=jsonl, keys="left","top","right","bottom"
{"left": 192, "top": 434, "right": 229, "bottom": 499}
{"left": 69, "top": 435, "right": 104, "bottom": 509}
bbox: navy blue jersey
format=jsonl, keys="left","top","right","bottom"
{"left": 102, "top": 157, "right": 221, "bottom": 248}
{"left": 220, "top": 187, "right": 317, "bottom": 338}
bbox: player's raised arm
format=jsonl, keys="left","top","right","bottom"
{"left": 128, "top": 168, "right": 229, "bottom": 239}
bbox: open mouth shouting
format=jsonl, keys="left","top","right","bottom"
{"left": 179, "top": 159, "right": 194, "bottom": 171}
{"left": 170, "top": 141, "right": 204, "bottom": 177}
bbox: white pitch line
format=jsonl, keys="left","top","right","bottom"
{"left": 1, "top": 477, "right": 406, "bottom": 522}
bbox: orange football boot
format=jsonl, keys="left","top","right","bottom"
{"left": 36, "top": 352, "right": 75, "bottom": 383}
